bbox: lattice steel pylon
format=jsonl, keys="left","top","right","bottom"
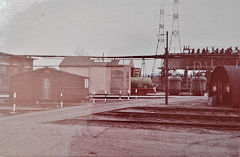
{"left": 141, "top": 58, "right": 146, "bottom": 76}
{"left": 152, "top": 7, "right": 165, "bottom": 74}
{"left": 169, "top": 0, "right": 182, "bottom": 53}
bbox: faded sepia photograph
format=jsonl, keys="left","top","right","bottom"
{"left": 0, "top": 0, "right": 239, "bottom": 156}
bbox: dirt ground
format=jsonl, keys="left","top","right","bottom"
{"left": 0, "top": 96, "right": 239, "bottom": 157}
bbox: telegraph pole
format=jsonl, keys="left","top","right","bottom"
{"left": 165, "top": 31, "right": 169, "bottom": 105}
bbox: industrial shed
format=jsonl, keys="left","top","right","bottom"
{"left": 209, "top": 66, "right": 240, "bottom": 107}
{"left": 59, "top": 56, "right": 131, "bottom": 95}
{"left": 0, "top": 52, "right": 33, "bottom": 93}
{"left": 9, "top": 67, "right": 89, "bottom": 104}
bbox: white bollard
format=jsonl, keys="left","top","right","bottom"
{"left": 12, "top": 104, "right": 16, "bottom": 112}
{"left": 11, "top": 92, "right": 16, "bottom": 114}
{"left": 154, "top": 87, "right": 156, "bottom": 96}
{"left": 93, "top": 91, "right": 96, "bottom": 103}
{"left": 60, "top": 92, "right": 63, "bottom": 108}
{"left": 119, "top": 90, "right": 121, "bottom": 100}
{"left": 135, "top": 89, "right": 138, "bottom": 99}
{"left": 127, "top": 90, "right": 130, "bottom": 100}
{"left": 105, "top": 91, "right": 107, "bottom": 102}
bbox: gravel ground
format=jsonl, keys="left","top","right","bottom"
{"left": 0, "top": 96, "right": 239, "bottom": 157}
{"left": 69, "top": 126, "right": 240, "bottom": 157}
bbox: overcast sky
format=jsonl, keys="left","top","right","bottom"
{"left": 0, "top": 0, "right": 239, "bottom": 57}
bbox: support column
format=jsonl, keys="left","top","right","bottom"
{"left": 184, "top": 69, "right": 188, "bottom": 89}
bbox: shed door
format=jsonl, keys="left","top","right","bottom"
{"left": 42, "top": 78, "right": 51, "bottom": 99}
{"left": 217, "top": 81, "right": 230, "bottom": 105}
{"left": 110, "top": 70, "right": 128, "bottom": 95}
{"left": 217, "top": 82, "right": 223, "bottom": 105}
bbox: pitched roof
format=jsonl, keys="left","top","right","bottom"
{"left": 0, "top": 52, "right": 34, "bottom": 60}
{"left": 59, "top": 56, "right": 123, "bottom": 67}
{"left": 11, "top": 67, "right": 89, "bottom": 78}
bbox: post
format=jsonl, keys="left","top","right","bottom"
{"left": 60, "top": 92, "right": 63, "bottom": 108}
{"left": 105, "top": 91, "right": 107, "bottom": 102}
{"left": 119, "top": 90, "right": 121, "bottom": 100}
{"left": 165, "top": 31, "right": 169, "bottom": 105}
{"left": 211, "top": 58, "right": 213, "bottom": 71}
{"left": 127, "top": 90, "right": 130, "bottom": 100}
{"left": 154, "top": 87, "right": 156, "bottom": 96}
{"left": 93, "top": 91, "right": 95, "bottom": 103}
{"left": 185, "top": 58, "right": 189, "bottom": 89}
{"left": 135, "top": 89, "right": 138, "bottom": 99}
{"left": 11, "top": 92, "right": 16, "bottom": 114}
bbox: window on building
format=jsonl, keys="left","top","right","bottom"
{"left": 0, "top": 66, "right": 8, "bottom": 85}
{"left": 0, "top": 66, "right": 7, "bottom": 73}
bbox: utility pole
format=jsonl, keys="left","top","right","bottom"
{"left": 165, "top": 31, "right": 169, "bottom": 105}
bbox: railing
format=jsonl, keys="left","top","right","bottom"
{"left": 90, "top": 92, "right": 164, "bottom": 103}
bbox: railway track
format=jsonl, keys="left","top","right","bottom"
{"left": 53, "top": 106, "right": 240, "bottom": 130}
{"left": 95, "top": 111, "right": 240, "bottom": 122}
{"left": 130, "top": 106, "right": 240, "bottom": 116}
